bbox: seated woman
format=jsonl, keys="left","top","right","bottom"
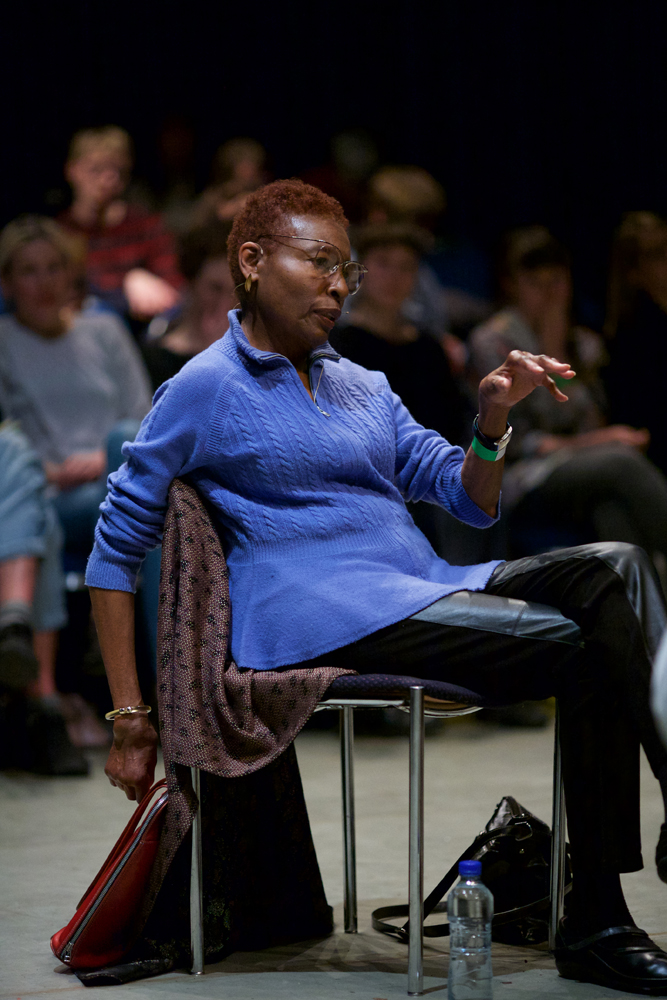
{"left": 141, "top": 221, "right": 236, "bottom": 391}
{"left": 468, "top": 225, "right": 667, "bottom": 566}
{"left": 0, "top": 215, "right": 153, "bottom": 558}
{"left": 87, "top": 180, "right": 667, "bottom": 995}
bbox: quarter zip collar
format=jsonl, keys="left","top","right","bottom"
{"left": 225, "top": 308, "right": 341, "bottom": 369}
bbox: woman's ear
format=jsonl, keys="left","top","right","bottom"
{"left": 238, "top": 242, "right": 263, "bottom": 281}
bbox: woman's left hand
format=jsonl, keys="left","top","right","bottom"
{"left": 479, "top": 350, "right": 575, "bottom": 412}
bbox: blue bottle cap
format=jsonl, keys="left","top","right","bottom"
{"left": 459, "top": 860, "right": 482, "bottom": 877}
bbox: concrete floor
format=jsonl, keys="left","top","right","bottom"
{"left": 0, "top": 715, "right": 665, "bottom": 998}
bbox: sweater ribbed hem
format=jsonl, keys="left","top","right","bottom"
{"left": 233, "top": 560, "right": 503, "bottom": 670}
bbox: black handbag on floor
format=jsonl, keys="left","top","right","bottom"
{"left": 372, "top": 795, "right": 572, "bottom": 947}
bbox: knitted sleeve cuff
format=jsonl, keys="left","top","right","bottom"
{"left": 85, "top": 545, "right": 140, "bottom": 593}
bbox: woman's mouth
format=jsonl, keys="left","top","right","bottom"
{"left": 314, "top": 309, "right": 340, "bottom": 331}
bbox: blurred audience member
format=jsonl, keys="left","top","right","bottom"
{"left": 368, "top": 164, "right": 446, "bottom": 229}
{"left": 154, "top": 114, "right": 198, "bottom": 234}
{"left": 142, "top": 221, "right": 236, "bottom": 390}
{"left": 605, "top": 211, "right": 667, "bottom": 475}
{"left": 0, "top": 422, "right": 87, "bottom": 775}
{"left": 330, "top": 223, "right": 489, "bottom": 570}
{"left": 0, "top": 216, "right": 152, "bottom": 558}
{"left": 331, "top": 222, "right": 467, "bottom": 445}
{"left": 469, "top": 226, "right": 667, "bottom": 567}
{"left": 193, "top": 137, "right": 268, "bottom": 225}
{"left": 302, "top": 129, "right": 379, "bottom": 223}
{"left": 59, "top": 126, "right": 182, "bottom": 322}
{"left": 365, "top": 166, "right": 488, "bottom": 352}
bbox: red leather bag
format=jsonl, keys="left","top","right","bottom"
{"left": 51, "top": 780, "right": 168, "bottom": 970}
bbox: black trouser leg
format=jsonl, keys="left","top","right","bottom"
{"left": 300, "top": 541, "right": 665, "bottom": 873}
{"left": 486, "top": 541, "right": 667, "bottom": 872}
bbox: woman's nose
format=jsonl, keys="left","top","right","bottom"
{"left": 328, "top": 268, "right": 348, "bottom": 302}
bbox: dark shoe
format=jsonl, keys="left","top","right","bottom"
{"left": 554, "top": 921, "right": 667, "bottom": 995}
{"left": 657, "top": 824, "right": 667, "bottom": 884}
{"left": 26, "top": 698, "right": 89, "bottom": 776}
{"left": 0, "top": 622, "right": 38, "bottom": 691}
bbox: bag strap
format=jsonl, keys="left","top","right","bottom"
{"left": 372, "top": 894, "right": 554, "bottom": 942}
{"left": 424, "top": 827, "right": 509, "bottom": 914}
{"left": 372, "top": 823, "right": 548, "bottom": 942}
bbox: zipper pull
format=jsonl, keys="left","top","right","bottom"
{"left": 311, "top": 362, "right": 330, "bottom": 417}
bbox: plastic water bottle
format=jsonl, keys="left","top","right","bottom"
{"left": 447, "top": 859, "right": 494, "bottom": 999}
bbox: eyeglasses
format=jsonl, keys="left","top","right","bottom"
{"left": 258, "top": 233, "right": 368, "bottom": 294}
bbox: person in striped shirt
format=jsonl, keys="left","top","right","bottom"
{"left": 59, "top": 125, "right": 182, "bottom": 325}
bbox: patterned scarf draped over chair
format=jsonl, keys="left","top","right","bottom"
{"left": 84, "top": 479, "right": 350, "bottom": 982}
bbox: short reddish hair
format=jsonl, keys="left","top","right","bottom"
{"left": 227, "top": 178, "right": 348, "bottom": 289}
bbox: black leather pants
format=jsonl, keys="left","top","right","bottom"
{"left": 486, "top": 542, "right": 666, "bottom": 872}
{"left": 305, "top": 542, "right": 667, "bottom": 873}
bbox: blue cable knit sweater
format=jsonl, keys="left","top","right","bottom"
{"left": 86, "top": 310, "right": 501, "bottom": 669}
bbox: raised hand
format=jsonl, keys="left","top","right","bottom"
{"left": 479, "top": 350, "right": 575, "bottom": 411}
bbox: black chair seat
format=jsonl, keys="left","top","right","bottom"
{"left": 323, "top": 673, "right": 487, "bottom": 705}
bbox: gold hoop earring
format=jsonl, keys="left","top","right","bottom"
{"left": 244, "top": 275, "right": 253, "bottom": 294}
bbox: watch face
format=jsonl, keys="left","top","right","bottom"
{"left": 474, "top": 416, "right": 512, "bottom": 449}
{"left": 497, "top": 426, "right": 513, "bottom": 447}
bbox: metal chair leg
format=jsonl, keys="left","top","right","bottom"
{"left": 341, "top": 706, "right": 357, "bottom": 933}
{"left": 549, "top": 707, "right": 567, "bottom": 951}
{"left": 190, "top": 766, "right": 205, "bottom": 975}
{"left": 408, "top": 686, "right": 425, "bottom": 996}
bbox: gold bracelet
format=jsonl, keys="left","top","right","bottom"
{"left": 105, "top": 704, "right": 152, "bottom": 722}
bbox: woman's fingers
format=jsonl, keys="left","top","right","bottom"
{"left": 515, "top": 354, "right": 550, "bottom": 374}
{"left": 504, "top": 352, "right": 574, "bottom": 398}
{"left": 533, "top": 352, "right": 575, "bottom": 373}
{"left": 544, "top": 375, "right": 570, "bottom": 402}
{"left": 505, "top": 350, "right": 575, "bottom": 378}
{"left": 105, "top": 743, "right": 155, "bottom": 801}
{"left": 480, "top": 350, "right": 575, "bottom": 410}
{"left": 103, "top": 718, "right": 158, "bottom": 799}
{"left": 106, "top": 768, "right": 141, "bottom": 800}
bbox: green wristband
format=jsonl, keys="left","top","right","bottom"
{"left": 471, "top": 435, "right": 505, "bottom": 462}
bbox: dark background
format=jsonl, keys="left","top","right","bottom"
{"left": 3, "top": 1, "right": 667, "bottom": 315}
